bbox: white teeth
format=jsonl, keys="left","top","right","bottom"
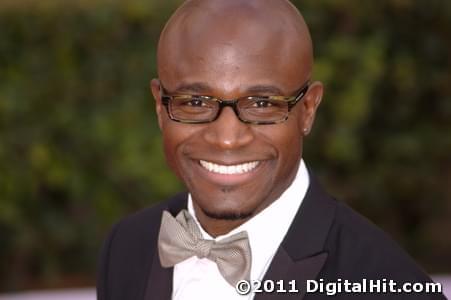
{"left": 199, "top": 160, "right": 260, "bottom": 174}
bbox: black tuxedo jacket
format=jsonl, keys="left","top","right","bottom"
{"left": 97, "top": 174, "right": 446, "bottom": 299}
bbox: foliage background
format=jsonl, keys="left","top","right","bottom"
{"left": 0, "top": 0, "right": 450, "bottom": 292}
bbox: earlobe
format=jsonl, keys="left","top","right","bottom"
{"left": 150, "top": 79, "right": 164, "bottom": 130}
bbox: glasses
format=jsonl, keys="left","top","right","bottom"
{"left": 160, "top": 81, "right": 310, "bottom": 125}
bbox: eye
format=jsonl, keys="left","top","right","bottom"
{"left": 187, "top": 99, "right": 204, "bottom": 107}
{"left": 241, "top": 97, "right": 286, "bottom": 111}
{"left": 182, "top": 96, "right": 208, "bottom": 107}
{"left": 252, "top": 99, "right": 274, "bottom": 108}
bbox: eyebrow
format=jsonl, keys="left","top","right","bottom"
{"left": 172, "top": 82, "right": 212, "bottom": 94}
{"left": 171, "top": 82, "right": 285, "bottom": 95}
{"left": 244, "top": 85, "right": 284, "bottom": 95}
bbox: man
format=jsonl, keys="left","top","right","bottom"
{"left": 97, "top": 0, "right": 446, "bottom": 299}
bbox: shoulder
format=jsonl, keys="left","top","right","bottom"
{"left": 322, "top": 199, "right": 432, "bottom": 282}
{"left": 317, "top": 200, "right": 447, "bottom": 299}
{"left": 96, "top": 192, "right": 187, "bottom": 300}
{"left": 106, "top": 191, "right": 187, "bottom": 252}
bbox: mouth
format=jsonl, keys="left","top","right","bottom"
{"left": 196, "top": 159, "right": 265, "bottom": 186}
{"left": 199, "top": 160, "right": 260, "bottom": 174}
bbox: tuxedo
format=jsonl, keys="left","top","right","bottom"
{"left": 97, "top": 173, "right": 446, "bottom": 299}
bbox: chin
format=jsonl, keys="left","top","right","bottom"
{"left": 193, "top": 188, "right": 262, "bottom": 221}
{"left": 200, "top": 206, "right": 254, "bottom": 221}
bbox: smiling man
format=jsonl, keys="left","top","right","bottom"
{"left": 97, "top": 1, "right": 445, "bottom": 299}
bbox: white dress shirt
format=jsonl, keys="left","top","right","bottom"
{"left": 172, "top": 159, "right": 310, "bottom": 300}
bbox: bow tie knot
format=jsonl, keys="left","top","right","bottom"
{"left": 158, "top": 210, "right": 252, "bottom": 286}
{"left": 195, "top": 239, "right": 214, "bottom": 258}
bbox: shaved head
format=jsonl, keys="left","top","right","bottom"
{"left": 157, "top": 0, "right": 313, "bottom": 91}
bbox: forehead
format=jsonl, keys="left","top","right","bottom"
{"left": 158, "top": 8, "right": 311, "bottom": 94}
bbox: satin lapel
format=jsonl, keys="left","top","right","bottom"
{"left": 256, "top": 171, "right": 336, "bottom": 300}
{"left": 143, "top": 192, "right": 188, "bottom": 300}
{"left": 255, "top": 248, "right": 328, "bottom": 300}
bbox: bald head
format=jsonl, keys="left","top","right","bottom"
{"left": 157, "top": 0, "right": 313, "bottom": 93}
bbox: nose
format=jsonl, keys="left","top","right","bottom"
{"left": 202, "top": 106, "right": 254, "bottom": 150}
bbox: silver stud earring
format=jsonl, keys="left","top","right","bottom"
{"left": 303, "top": 128, "right": 309, "bottom": 134}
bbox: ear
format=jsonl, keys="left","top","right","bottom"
{"left": 150, "top": 78, "right": 164, "bottom": 130}
{"left": 300, "top": 81, "right": 323, "bottom": 136}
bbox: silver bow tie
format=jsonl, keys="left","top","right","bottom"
{"left": 158, "top": 210, "right": 252, "bottom": 286}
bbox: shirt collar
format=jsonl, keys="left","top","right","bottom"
{"left": 188, "top": 159, "right": 310, "bottom": 280}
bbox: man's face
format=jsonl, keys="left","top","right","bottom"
{"left": 152, "top": 11, "right": 322, "bottom": 223}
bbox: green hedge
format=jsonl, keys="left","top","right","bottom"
{"left": 0, "top": 0, "right": 450, "bottom": 292}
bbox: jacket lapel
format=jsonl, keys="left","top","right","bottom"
{"left": 255, "top": 248, "right": 328, "bottom": 300}
{"left": 144, "top": 192, "right": 188, "bottom": 300}
{"left": 255, "top": 172, "right": 336, "bottom": 300}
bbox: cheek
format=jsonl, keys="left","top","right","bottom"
{"left": 281, "top": 112, "right": 305, "bottom": 157}
{"left": 162, "top": 135, "right": 178, "bottom": 171}
{"left": 276, "top": 130, "right": 303, "bottom": 186}
{"left": 161, "top": 125, "right": 189, "bottom": 177}
{"left": 279, "top": 134, "right": 303, "bottom": 166}
{"left": 260, "top": 123, "right": 304, "bottom": 181}
{"left": 261, "top": 123, "right": 303, "bottom": 159}
{"left": 161, "top": 122, "right": 202, "bottom": 179}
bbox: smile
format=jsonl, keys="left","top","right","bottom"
{"left": 199, "top": 160, "right": 260, "bottom": 175}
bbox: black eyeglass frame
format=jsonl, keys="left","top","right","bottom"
{"left": 159, "top": 80, "right": 310, "bottom": 125}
